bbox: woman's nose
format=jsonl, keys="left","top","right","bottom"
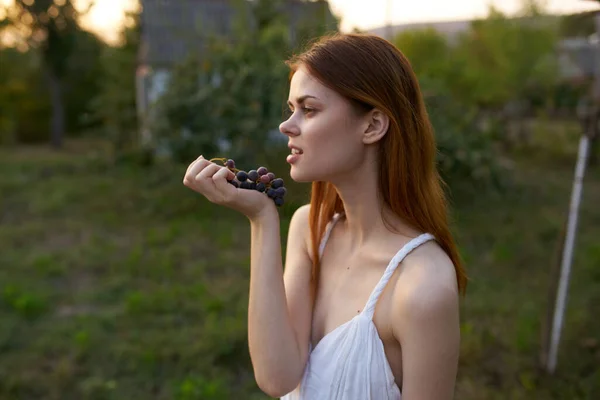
{"left": 279, "top": 117, "right": 300, "bottom": 137}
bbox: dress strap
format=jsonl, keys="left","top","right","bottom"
{"left": 362, "top": 233, "right": 436, "bottom": 320}
{"left": 318, "top": 212, "right": 344, "bottom": 259}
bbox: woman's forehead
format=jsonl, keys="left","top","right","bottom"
{"left": 289, "top": 68, "right": 333, "bottom": 101}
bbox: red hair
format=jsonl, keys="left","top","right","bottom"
{"left": 286, "top": 33, "right": 468, "bottom": 297}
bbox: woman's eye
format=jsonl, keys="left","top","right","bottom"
{"left": 283, "top": 107, "right": 315, "bottom": 118}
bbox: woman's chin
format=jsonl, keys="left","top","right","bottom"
{"left": 289, "top": 167, "right": 311, "bottom": 183}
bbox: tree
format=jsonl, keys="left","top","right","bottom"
{"left": 451, "top": 3, "right": 559, "bottom": 109}
{"left": 0, "top": 48, "right": 51, "bottom": 145}
{"left": 0, "top": 0, "right": 92, "bottom": 148}
{"left": 393, "top": 28, "right": 452, "bottom": 85}
{"left": 559, "top": 11, "right": 597, "bottom": 38}
{"left": 392, "top": 1, "right": 560, "bottom": 112}
{"left": 63, "top": 29, "right": 105, "bottom": 135}
{"left": 89, "top": 4, "right": 141, "bottom": 155}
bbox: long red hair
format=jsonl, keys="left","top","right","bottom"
{"left": 285, "top": 33, "right": 468, "bottom": 297}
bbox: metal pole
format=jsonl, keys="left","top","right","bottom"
{"left": 547, "top": 135, "right": 590, "bottom": 373}
{"left": 594, "top": 12, "right": 600, "bottom": 103}
{"left": 546, "top": 5, "right": 600, "bottom": 374}
{"left": 591, "top": 10, "right": 600, "bottom": 165}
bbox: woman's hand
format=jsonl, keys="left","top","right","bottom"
{"left": 183, "top": 156, "right": 277, "bottom": 221}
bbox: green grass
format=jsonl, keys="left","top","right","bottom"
{"left": 0, "top": 135, "right": 599, "bottom": 399}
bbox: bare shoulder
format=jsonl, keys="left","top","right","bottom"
{"left": 289, "top": 204, "right": 311, "bottom": 233}
{"left": 288, "top": 203, "right": 312, "bottom": 255}
{"left": 292, "top": 203, "right": 311, "bottom": 221}
{"left": 391, "top": 241, "right": 460, "bottom": 400}
{"left": 396, "top": 239, "right": 459, "bottom": 296}
{"left": 290, "top": 203, "right": 311, "bottom": 236}
{"left": 388, "top": 238, "right": 461, "bottom": 398}
{"left": 391, "top": 239, "right": 459, "bottom": 328}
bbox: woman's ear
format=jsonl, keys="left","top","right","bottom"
{"left": 362, "top": 109, "right": 390, "bottom": 145}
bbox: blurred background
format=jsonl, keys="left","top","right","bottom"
{"left": 1, "top": 0, "right": 599, "bottom": 399}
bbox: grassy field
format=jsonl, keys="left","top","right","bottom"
{"left": 0, "top": 131, "right": 599, "bottom": 399}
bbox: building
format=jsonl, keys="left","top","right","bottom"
{"left": 558, "top": 35, "right": 598, "bottom": 84}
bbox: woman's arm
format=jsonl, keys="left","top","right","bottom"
{"left": 181, "top": 157, "right": 312, "bottom": 397}
{"left": 392, "top": 245, "right": 461, "bottom": 400}
{"left": 247, "top": 204, "right": 313, "bottom": 397}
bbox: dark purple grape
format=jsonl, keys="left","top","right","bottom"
{"left": 248, "top": 170, "right": 259, "bottom": 182}
{"left": 257, "top": 167, "right": 268, "bottom": 176}
{"left": 226, "top": 159, "right": 235, "bottom": 169}
{"left": 275, "top": 187, "right": 287, "bottom": 197}
{"left": 260, "top": 174, "right": 271, "bottom": 184}
{"left": 228, "top": 180, "right": 239, "bottom": 188}
{"left": 271, "top": 178, "right": 284, "bottom": 189}
{"left": 249, "top": 182, "right": 257, "bottom": 190}
{"left": 267, "top": 188, "right": 277, "bottom": 198}
{"left": 267, "top": 172, "right": 276, "bottom": 181}
{"left": 274, "top": 197, "right": 285, "bottom": 207}
{"left": 236, "top": 171, "right": 248, "bottom": 182}
{"left": 240, "top": 181, "right": 252, "bottom": 189}
{"left": 256, "top": 182, "right": 266, "bottom": 192}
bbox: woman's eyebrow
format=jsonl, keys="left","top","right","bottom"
{"left": 287, "top": 95, "right": 319, "bottom": 107}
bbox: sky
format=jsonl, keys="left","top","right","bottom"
{"left": 331, "top": 0, "right": 599, "bottom": 31}
{"left": 1, "top": 0, "right": 599, "bottom": 44}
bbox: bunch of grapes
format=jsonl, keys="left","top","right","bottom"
{"left": 209, "top": 158, "right": 287, "bottom": 207}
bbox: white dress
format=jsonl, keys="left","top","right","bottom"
{"left": 281, "top": 212, "right": 436, "bottom": 399}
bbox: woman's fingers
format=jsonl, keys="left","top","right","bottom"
{"left": 212, "top": 166, "right": 237, "bottom": 203}
{"left": 187, "top": 156, "right": 209, "bottom": 178}
{"left": 192, "top": 163, "right": 220, "bottom": 198}
{"left": 195, "top": 163, "right": 222, "bottom": 182}
{"left": 183, "top": 156, "right": 206, "bottom": 185}
{"left": 185, "top": 155, "right": 202, "bottom": 173}
{"left": 182, "top": 155, "right": 275, "bottom": 219}
{"left": 184, "top": 159, "right": 239, "bottom": 206}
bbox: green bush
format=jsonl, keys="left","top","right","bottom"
{"left": 425, "top": 88, "right": 509, "bottom": 191}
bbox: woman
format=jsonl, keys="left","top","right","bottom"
{"left": 183, "top": 33, "right": 467, "bottom": 399}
